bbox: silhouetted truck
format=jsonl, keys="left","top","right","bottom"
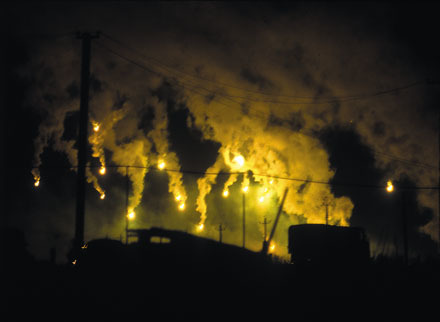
{"left": 288, "top": 224, "right": 370, "bottom": 268}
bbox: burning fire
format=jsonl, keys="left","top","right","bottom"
{"left": 99, "top": 166, "right": 106, "bottom": 175}
{"left": 232, "top": 155, "right": 245, "bottom": 168}
{"left": 33, "top": 173, "right": 41, "bottom": 187}
{"left": 92, "top": 122, "right": 100, "bottom": 132}
{"left": 242, "top": 185, "right": 249, "bottom": 193}
{"left": 158, "top": 160, "right": 166, "bottom": 170}
{"left": 127, "top": 211, "right": 136, "bottom": 220}
{"left": 197, "top": 223, "right": 204, "bottom": 232}
{"left": 100, "top": 193, "right": 105, "bottom": 200}
{"left": 178, "top": 203, "right": 185, "bottom": 211}
{"left": 269, "top": 242, "right": 276, "bottom": 253}
{"left": 222, "top": 190, "right": 229, "bottom": 198}
{"left": 386, "top": 180, "right": 394, "bottom": 193}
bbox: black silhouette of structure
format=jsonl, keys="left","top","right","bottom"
{"left": 288, "top": 224, "right": 370, "bottom": 267}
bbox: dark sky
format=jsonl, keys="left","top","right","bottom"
{"left": 3, "top": 2, "right": 440, "bottom": 262}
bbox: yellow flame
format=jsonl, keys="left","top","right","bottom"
{"left": 100, "top": 193, "right": 105, "bottom": 200}
{"left": 222, "top": 190, "right": 229, "bottom": 198}
{"left": 178, "top": 203, "right": 185, "bottom": 211}
{"left": 81, "top": 244, "right": 88, "bottom": 250}
{"left": 269, "top": 242, "right": 276, "bottom": 253}
{"left": 72, "top": 259, "right": 77, "bottom": 265}
{"left": 92, "top": 122, "right": 100, "bottom": 132}
{"left": 242, "top": 185, "right": 249, "bottom": 193}
{"left": 259, "top": 196, "right": 265, "bottom": 203}
{"left": 99, "top": 166, "right": 106, "bottom": 175}
{"left": 158, "top": 160, "right": 166, "bottom": 170}
{"left": 127, "top": 211, "right": 136, "bottom": 220}
{"left": 197, "top": 223, "right": 204, "bottom": 231}
{"left": 232, "top": 155, "right": 245, "bottom": 168}
{"left": 386, "top": 180, "right": 394, "bottom": 193}
{"left": 33, "top": 173, "right": 41, "bottom": 187}
{"left": 175, "top": 195, "right": 182, "bottom": 201}
{"left": 269, "top": 179, "right": 274, "bottom": 185}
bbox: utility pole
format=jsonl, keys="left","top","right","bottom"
{"left": 322, "top": 196, "right": 331, "bottom": 226}
{"left": 260, "top": 217, "right": 272, "bottom": 242}
{"left": 262, "top": 188, "right": 289, "bottom": 254}
{"left": 242, "top": 192, "right": 246, "bottom": 248}
{"left": 125, "top": 166, "right": 129, "bottom": 244}
{"left": 216, "top": 224, "right": 226, "bottom": 243}
{"left": 401, "top": 190, "right": 409, "bottom": 266}
{"left": 74, "top": 31, "right": 99, "bottom": 253}
{"left": 427, "top": 78, "right": 440, "bottom": 253}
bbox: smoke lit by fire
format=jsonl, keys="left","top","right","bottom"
{"left": 27, "top": 4, "right": 438, "bottom": 258}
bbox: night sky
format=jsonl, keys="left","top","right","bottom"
{"left": 4, "top": 2, "right": 440, "bottom": 262}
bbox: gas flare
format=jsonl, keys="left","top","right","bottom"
{"left": 33, "top": 172, "right": 41, "bottom": 187}
{"left": 386, "top": 180, "right": 394, "bottom": 193}
{"left": 89, "top": 120, "right": 106, "bottom": 178}
{"left": 86, "top": 167, "right": 106, "bottom": 200}
{"left": 232, "top": 155, "right": 245, "bottom": 168}
{"left": 158, "top": 160, "right": 166, "bottom": 170}
{"left": 148, "top": 99, "right": 188, "bottom": 216}
{"left": 269, "top": 242, "right": 276, "bottom": 253}
{"left": 92, "top": 121, "right": 100, "bottom": 132}
{"left": 127, "top": 210, "right": 136, "bottom": 220}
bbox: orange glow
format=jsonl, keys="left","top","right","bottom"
{"left": 386, "top": 180, "right": 394, "bottom": 193}
{"left": 127, "top": 211, "right": 135, "bottom": 220}
{"left": 34, "top": 180, "right": 40, "bottom": 187}
{"left": 100, "top": 193, "right": 105, "bottom": 200}
{"left": 222, "top": 190, "right": 229, "bottom": 198}
{"left": 93, "top": 122, "right": 100, "bottom": 132}
{"left": 197, "top": 223, "right": 204, "bottom": 231}
{"left": 269, "top": 242, "right": 276, "bottom": 253}
{"left": 158, "top": 161, "right": 166, "bottom": 170}
{"left": 175, "top": 195, "right": 182, "bottom": 201}
{"left": 99, "top": 167, "right": 106, "bottom": 175}
{"left": 232, "top": 155, "right": 245, "bottom": 168}
{"left": 178, "top": 203, "right": 185, "bottom": 211}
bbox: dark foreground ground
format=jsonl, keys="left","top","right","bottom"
{"left": 2, "top": 232, "right": 440, "bottom": 321}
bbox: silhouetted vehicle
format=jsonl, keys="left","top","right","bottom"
{"left": 288, "top": 224, "right": 370, "bottom": 269}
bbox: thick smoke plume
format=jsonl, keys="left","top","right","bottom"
{"left": 22, "top": 3, "right": 438, "bottom": 259}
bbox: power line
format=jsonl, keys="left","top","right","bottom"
{"left": 11, "top": 31, "right": 77, "bottom": 40}
{"left": 100, "top": 32, "right": 426, "bottom": 103}
{"left": 94, "top": 41, "right": 437, "bottom": 172}
{"left": 372, "top": 150, "right": 437, "bottom": 170}
{"left": 31, "top": 164, "right": 439, "bottom": 190}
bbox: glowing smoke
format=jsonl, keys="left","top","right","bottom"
{"left": 25, "top": 3, "right": 438, "bottom": 258}
{"left": 147, "top": 99, "right": 187, "bottom": 211}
